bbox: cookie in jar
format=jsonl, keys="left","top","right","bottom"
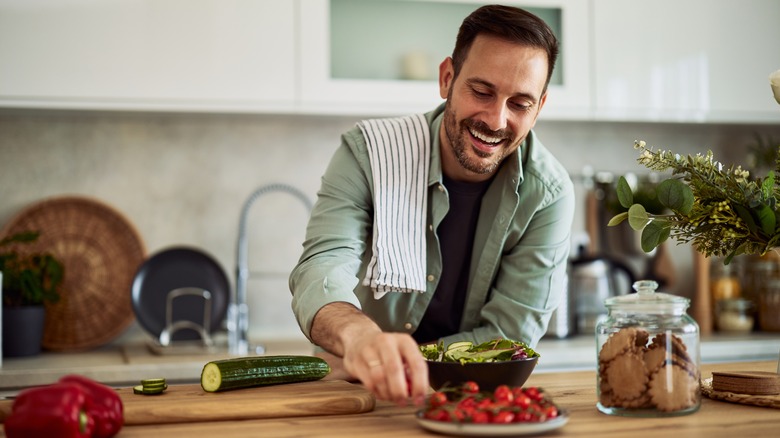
{"left": 596, "top": 280, "right": 701, "bottom": 417}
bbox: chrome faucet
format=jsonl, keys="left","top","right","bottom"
{"left": 230, "top": 183, "right": 313, "bottom": 355}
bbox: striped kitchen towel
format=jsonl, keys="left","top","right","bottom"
{"left": 358, "top": 113, "right": 431, "bottom": 299}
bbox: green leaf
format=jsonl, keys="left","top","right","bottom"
{"left": 0, "top": 231, "right": 39, "bottom": 247}
{"left": 657, "top": 179, "right": 694, "bottom": 215}
{"left": 758, "top": 204, "right": 776, "bottom": 236}
{"left": 607, "top": 212, "right": 628, "bottom": 227}
{"left": 616, "top": 176, "right": 634, "bottom": 208}
{"left": 724, "top": 243, "right": 747, "bottom": 265}
{"left": 627, "top": 204, "right": 650, "bottom": 230}
{"left": 734, "top": 204, "right": 758, "bottom": 235}
{"left": 762, "top": 171, "right": 775, "bottom": 199}
{"left": 641, "top": 220, "right": 670, "bottom": 252}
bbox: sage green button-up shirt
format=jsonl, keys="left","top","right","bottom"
{"left": 289, "top": 104, "right": 575, "bottom": 348}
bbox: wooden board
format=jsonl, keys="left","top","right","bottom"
{"left": 0, "top": 380, "right": 375, "bottom": 425}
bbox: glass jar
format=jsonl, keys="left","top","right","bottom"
{"left": 596, "top": 280, "right": 700, "bottom": 417}
{"left": 710, "top": 258, "right": 741, "bottom": 302}
{"left": 758, "top": 278, "right": 780, "bottom": 332}
{"left": 739, "top": 256, "right": 778, "bottom": 305}
{"left": 715, "top": 298, "right": 754, "bottom": 333}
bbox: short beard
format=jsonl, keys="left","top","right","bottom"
{"left": 442, "top": 102, "right": 509, "bottom": 175}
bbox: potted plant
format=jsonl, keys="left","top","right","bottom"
{"left": 1, "top": 231, "right": 64, "bottom": 357}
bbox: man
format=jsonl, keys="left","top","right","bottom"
{"left": 289, "top": 4, "right": 574, "bottom": 404}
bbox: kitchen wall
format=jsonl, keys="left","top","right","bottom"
{"left": 1, "top": 108, "right": 779, "bottom": 347}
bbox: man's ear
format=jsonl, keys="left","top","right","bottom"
{"left": 530, "top": 91, "right": 549, "bottom": 127}
{"left": 438, "top": 57, "right": 454, "bottom": 99}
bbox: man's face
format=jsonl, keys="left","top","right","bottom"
{"left": 438, "top": 34, "right": 549, "bottom": 182}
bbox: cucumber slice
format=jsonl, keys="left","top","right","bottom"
{"left": 446, "top": 341, "right": 473, "bottom": 352}
{"left": 134, "top": 377, "right": 168, "bottom": 395}
{"left": 133, "top": 385, "right": 164, "bottom": 395}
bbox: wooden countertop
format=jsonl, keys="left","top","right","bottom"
{"left": 3, "top": 333, "right": 778, "bottom": 392}
{"left": 48, "top": 360, "right": 775, "bottom": 438}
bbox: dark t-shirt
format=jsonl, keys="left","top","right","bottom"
{"left": 412, "top": 175, "right": 493, "bottom": 344}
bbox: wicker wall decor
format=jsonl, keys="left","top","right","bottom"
{"left": 1, "top": 196, "right": 146, "bottom": 351}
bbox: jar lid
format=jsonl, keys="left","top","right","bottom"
{"left": 604, "top": 280, "right": 690, "bottom": 313}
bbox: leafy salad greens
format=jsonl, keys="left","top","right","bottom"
{"left": 420, "top": 338, "right": 539, "bottom": 364}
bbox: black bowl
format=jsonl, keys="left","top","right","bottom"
{"left": 426, "top": 356, "right": 539, "bottom": 392}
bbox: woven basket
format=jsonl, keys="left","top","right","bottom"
{"left": 1, "top": 196, "right": 146, "bottom": 351}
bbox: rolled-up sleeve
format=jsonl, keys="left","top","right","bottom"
{"left": 289, "top": 129, "right": 374, "bottom": 341}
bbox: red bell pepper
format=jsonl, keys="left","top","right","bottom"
{"left": 4, "top": 382, "right": 95, "bottom": 438}
{"left": 59, "top": 375, "right": 124, "bottom": 438}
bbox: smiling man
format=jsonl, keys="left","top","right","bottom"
{"left": 289, "top": 5, "right": 575, "bottom": 404}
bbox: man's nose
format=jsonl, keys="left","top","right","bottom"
{"left": 482, "top": 100, "right": 509, "bottom": 132}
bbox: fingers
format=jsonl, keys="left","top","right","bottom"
{"left": 343, "top": 332, "right": 429, "bottom": 404}
{"left": 400, "top": 340, "right": 429, "bottom": 403}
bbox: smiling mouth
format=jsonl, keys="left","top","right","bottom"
{"left": 468, "top": 127, "right": 504, "bottom": 152}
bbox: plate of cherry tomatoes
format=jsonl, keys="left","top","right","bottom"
{"left": 416, "top": 381, "right": 568, "bottom": 436}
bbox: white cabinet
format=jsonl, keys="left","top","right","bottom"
{"left": 1, "top": 0, "right": 776, "bottom": 123}
{"left": 298, "top": 0, "right": 591, "bottom": 118}
{"left": 592, "top": 0, "right": 780, "bottom": 123}
{"left": 0, "top": 0, "right": 295, "bottom": 113}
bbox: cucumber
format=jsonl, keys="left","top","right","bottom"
{"left": 200, "top": 355, "right": 331, "bottom": 392}
{"left": 446, "top": 341, "right": 473, "bottom": 352}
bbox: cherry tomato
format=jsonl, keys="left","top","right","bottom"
{"left": 457, "top": 396, "right": 477, "bottom": 409}
{"left": 462, "top": 381, "right": 480, "bottom": 394}
{"left": 452, "top": 408, "right": 470, "bottom": 422}
{"left": 428, "top": 391, "right": 447, "bottom": 408}
{"left": 514, "top": 411, "right": 533, "bottom": 423}
{"left": 424, "top": 408, "right": 450, "bottom": 422}
{"left": 471, "top": 410, "right": 491, "bottom": 424}
{"left": 492, "top": 410, "right": 515, "bottom": 424}
{"left": 476, "top": 398, "right": 494, "bottom": 410}
{"left": 524, "top": 387, "right": 543, "bottom": 402}
{"left": 493, "top": 385, "right": 514, "bottom": 405}
{"left": 513, "top": 393, "right": 531, "bottom": 409}
{"left": 544, "top": 405, "right": 558, "bottom": 419}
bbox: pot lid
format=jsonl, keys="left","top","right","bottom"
{"left": 604, "top": 280, "right": 689, "bottom": 314}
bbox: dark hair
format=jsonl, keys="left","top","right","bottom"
{"left": 452, "top": 4, "right": 559, "bottom": 91}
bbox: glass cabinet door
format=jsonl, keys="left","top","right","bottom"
{"left": 299, "top": 0, "right": 591, "bottom": 117}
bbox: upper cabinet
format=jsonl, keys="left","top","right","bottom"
{"left": 298, "top": 0, "right": 592, "bottom": 118}
{"left": 0, "top": 0, "right": 777, "bottom": 123}
{"left": 0, "top": 0, "right": 295, "bottom": 113}
{"left": 592, "top": 0, "right": 780, "bottom": 123}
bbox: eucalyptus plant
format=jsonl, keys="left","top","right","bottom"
{"left": 0, "top": 231, "right": 63, "bottom": 307}
{"left": 608, "top": 140, "right": 780, "bottom": 264}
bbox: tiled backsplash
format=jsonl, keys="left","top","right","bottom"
{"left": 1, "top": 109, "right": 778, "bottom": 345}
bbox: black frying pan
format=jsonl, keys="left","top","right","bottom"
{"left": 131, "top": 246, "right": 230, "bottom": 342}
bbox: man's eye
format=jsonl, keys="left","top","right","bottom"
{"left": 510, "top": 101, "right": 532, "bottom": 111}
{"left": 472, "top": 89, "right": 491, "bottom": 98}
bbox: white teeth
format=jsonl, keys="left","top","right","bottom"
{"left": 469, "top": 128, "right": 502, "bottom": 144}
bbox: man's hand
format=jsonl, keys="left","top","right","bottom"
{"left": 310, "top": 302, "right": 429, "bottom": 405}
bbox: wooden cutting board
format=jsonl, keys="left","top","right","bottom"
{"left": 0, "top": 380, "right": 375, "bottom": 425}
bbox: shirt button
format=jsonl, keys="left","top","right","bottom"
{"left": 437, "top": 184, "right": 445, "bottom": 192}
{"left": 427, "top": 274, "right": 435, "bottom": 282}
{"left": 429, "top": 224, "right": 433, "bottom": 231}
{"left": 404, "top": 323, "right": 413, "bottom": 330}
